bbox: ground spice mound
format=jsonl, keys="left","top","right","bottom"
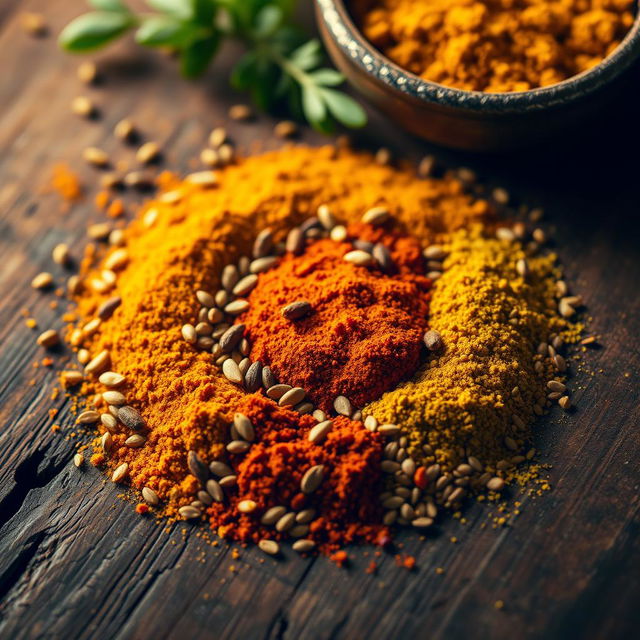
{"left": 241, "top": 233, "right": 431, "bottom": 411}
{"left": 366, "top": 224, "right": 576, "bottom": 475}
{"left": 211, "top": 395, "right": 386, "bottom": 553}
{"left": 351, "top": 0, "right": 635, "bottom": 92}
{"left": 63, "top": 144, "right": 578, "bottom": 552}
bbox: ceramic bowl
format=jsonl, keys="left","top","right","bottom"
{"left": 315, "top": 0, "right": 640, "bottom": 151}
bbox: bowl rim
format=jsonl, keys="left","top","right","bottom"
{"left": 316, "top": 0, "right": 640, "bottom": 113}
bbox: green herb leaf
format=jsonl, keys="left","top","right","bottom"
{"left": 289, "top": 39, "right": 323, "bottom": 71}
{"left": 59, "top": 11, "right": 134, "bottom": 52}
{"left": 309, "top": 68, "right": 344, "bottom": 86}
{"left": 180, "top": 32, "right": 220, "bottom": 77}
{"left": 136, "top": 16, "right": 190, "bottom": 47}
{"left": 302, "top": 85, "right": 326, "bottom": 128}
{"left": 231, "top": 52, "right": 259, "bottom": 90}
{"left": 147, "top": 0, "right": 193, "bottom": 21}
{"left": 319, "top": 88, "right": 367, "bottom": 128}
{"left": 89, "top": 0, "right": 128, "bottom": 12}
{"left": 253, "top": 5, "right": 283, "bottom": 38}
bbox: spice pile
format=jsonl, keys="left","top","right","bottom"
{"left": 351, "top": 0, "right": 635, "bottom": 92}
{"left": 37, "top": 144, "right": 585, "bottom": 556}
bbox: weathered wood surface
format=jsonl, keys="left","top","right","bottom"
{"left": 1, "top": 2, "right": 639, "bottom": 639}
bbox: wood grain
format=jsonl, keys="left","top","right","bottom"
{"left": 1, "top": 2, "right": 639, "bottom": 639}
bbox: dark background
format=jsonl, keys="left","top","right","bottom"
{"left": 0, "top": 1, "right": 639, "bottom": 639}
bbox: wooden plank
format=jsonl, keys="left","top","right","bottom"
{"left": 0, "top": 1, "right": 639, "bottom": 639}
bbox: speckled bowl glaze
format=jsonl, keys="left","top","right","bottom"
{"left": 315, "top": 0, "right": 640, "bottom": 151}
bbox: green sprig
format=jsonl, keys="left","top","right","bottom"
{"left": 59, "top": 0, "right": 367, "bottom": 132}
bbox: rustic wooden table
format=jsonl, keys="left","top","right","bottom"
{"left": 1, "top": 2, "right": 639, "bottom": 639}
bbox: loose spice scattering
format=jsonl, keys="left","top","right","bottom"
{"left": 351, "top": 0, "right": 636, "bottom": 92}
{"left": 55, "top": 145, "right": 582, "bottom": 557}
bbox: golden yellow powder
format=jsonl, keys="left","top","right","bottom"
{"left": 351, "top": 0, "right": 636, "bottom": 92}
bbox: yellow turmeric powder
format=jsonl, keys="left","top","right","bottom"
{"left": 351, "top": 0, "right": 636, "bottom": 91}
{"left": 64, "top": 144, "right": 580, "bottom": 547}
{"left": 365, "top": 224, "right": 578, "bottom": 477}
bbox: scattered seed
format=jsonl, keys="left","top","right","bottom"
{"left": 100, "top": 413, "right": 118, "bottom": 433}
{"left": 375, "top": 148, "right": 391, "bottom": 165}
{"left": 364, "top": 415, "right": 378, "bottom": 432}
{"left": 72, "top": 96, "right": 95, "bottom": 118}
{"left": 259, "top": 539, "right": 280, "bottom": 555}
{"left": 275, "top": 512, "right": 296, "bottom": 532}
{"left": 516, "top": 258, "right": 529, "bottom": 277}
{"left": 308, "top": 420, "right": 333, "bottom": 444}
{"left": 125, "top": 434, "right": 145, "bottom": 448}
{"left": 317, "top": 204, "right": 335, "bottom": 230}
{"left": 343, "top": 250, "right": 373, "bottom": 266}
{"left": 225, "top": 299, "right": 249, "bottom": 315}
{"left": 412, "top": 517, "right": 434, "bottom": 529}
{"left": 61, "top": 370, "right": 84, "bottom": 387}
{"left": 205, "top": 478, "right": 224, "bottom": 503}
{"left": 73, "top": 453, "right": 84, "bottom": 468}
{"left": 21, "top": 11, "right": 47, "bottom": 36}
{"left": 229, "top": 104, "right": 253, "bottom": 121}
{"left": 333, "top": 395, "right": 352, "bottom": 416}
{"left": 222, "top": 358, "right": 244, "bottom": 384}
{"left": 209, "top": 461, "right": 233, "bottom": 477}
{"left": 112, "top": 463, "right": 129, "bottom": 483}
{"left": 83, "top": 146, "right": 109, "bottom": 167}
{"left": 136, "top": 141, "right": 160, "bottom": 165}
{"left": 244, "top": 361, "right": 262, "bottom": 393}
{"left": 179, "top": 505, "right": 201, "bottom": 519}
{"left": 267, "top": 384, "right": 291, "bottom": 400}
{"left": 36, "top": 329, "right": 59, "bottom": 348}
{"left": 274, "top": 120, "right": 297, "bottom": 138}
{"left": 423, "top": 329, "right": 442, "bottom": 351}
{"left": 330, "top": 225, "right": 347, "bottom": 242}
{"left": 187, "top": 451, "right": 209, "bottom": 486}
{"left": 226, "top": 440, "right": 250, "bottom": 454}
{"left": 184, "top": 171, "right": 219, "bottom": 187}
{"left": 554, "top": 354, "right": 567, "bottom": 372}
{"left": 233, "top": 413, "right": 255, "bottom": 442}
{"left": 372, "top": 243, "right": 393, "bottom": 272}
{"left": 237, "top": 499, "right": 257, "bottom": 513}
{"left": 262, "top": 366, "right": 276, "bottom": 389}
{"left": 101, "top": 389, "right": 124, "bottom": 405}
{"left": 253, "top": 229, "right": 274, "bottom": 259}
{"left": 362, "top": 206, "right": 389, "bottom": 225}
{"left": 378, "top": 423, "right": 400, "bottom": 436}
{"left": 84, "top": 349, "right": 110, "bottom": 375}
{"left": 486, "top": 477, "right": 505, "bottom": 491}
{"left": 279, "top": 387, "right": 306, "bottom": 407}
{"left": 118, "top": 405, "right": 144, "bottom": 430}
{"left": 31, "top": 272, "right": 53, "bottom": 290}
{"left": 559, "top": 395, "right": 571, "bottom": 410}
{"left": 100, "top": 432, "right": 113, "bottom": 454}
{"left": 250, "top": 256, "right": 278, "bottom": 273}
{"left": 233, "top": 274, "right": 258, "bottom": 297}
{"left": 286, "top": 227, "right": 305, "bottom": 255}
{"left": 209, "top": 127, "right": 227, "bottom": 148}
{"left": 261, "top": 506, "right": 287, "bottom": 525}
{"left": 219, "top": 324, "right": 245, "bottom": 352}
{"left": 300, "top": 465, "right": 324, "bottom": 494}
{"left": 281, "top": 300, "right": 312, "bottom": 321}
{"left": 292, "top": 539, "right": 316, "bottom": 553}
{"left": 547, "top": 380, "right": 566, "bottom": 393}
{"left": 98, "top": 371, "right": 125, "bottom": 387}
{"left": 97, "top": 296, "right": 121, "bottom": 320}
{"left": 77, "top": 410, "right": 100, "bottom": 425}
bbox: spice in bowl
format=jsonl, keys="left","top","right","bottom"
{"left": 350, "top": 0, "right": 636, "bottom": 92}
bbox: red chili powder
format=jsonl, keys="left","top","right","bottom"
{"left": 208, "top": 394, "right": 387, "bottom": 554}
{"left": 240, "top": 225, "right": 431, "bottom": 411}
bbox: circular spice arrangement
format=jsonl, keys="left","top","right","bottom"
{"left": 58, "top": 144, "right": 584, "bottom": 556}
